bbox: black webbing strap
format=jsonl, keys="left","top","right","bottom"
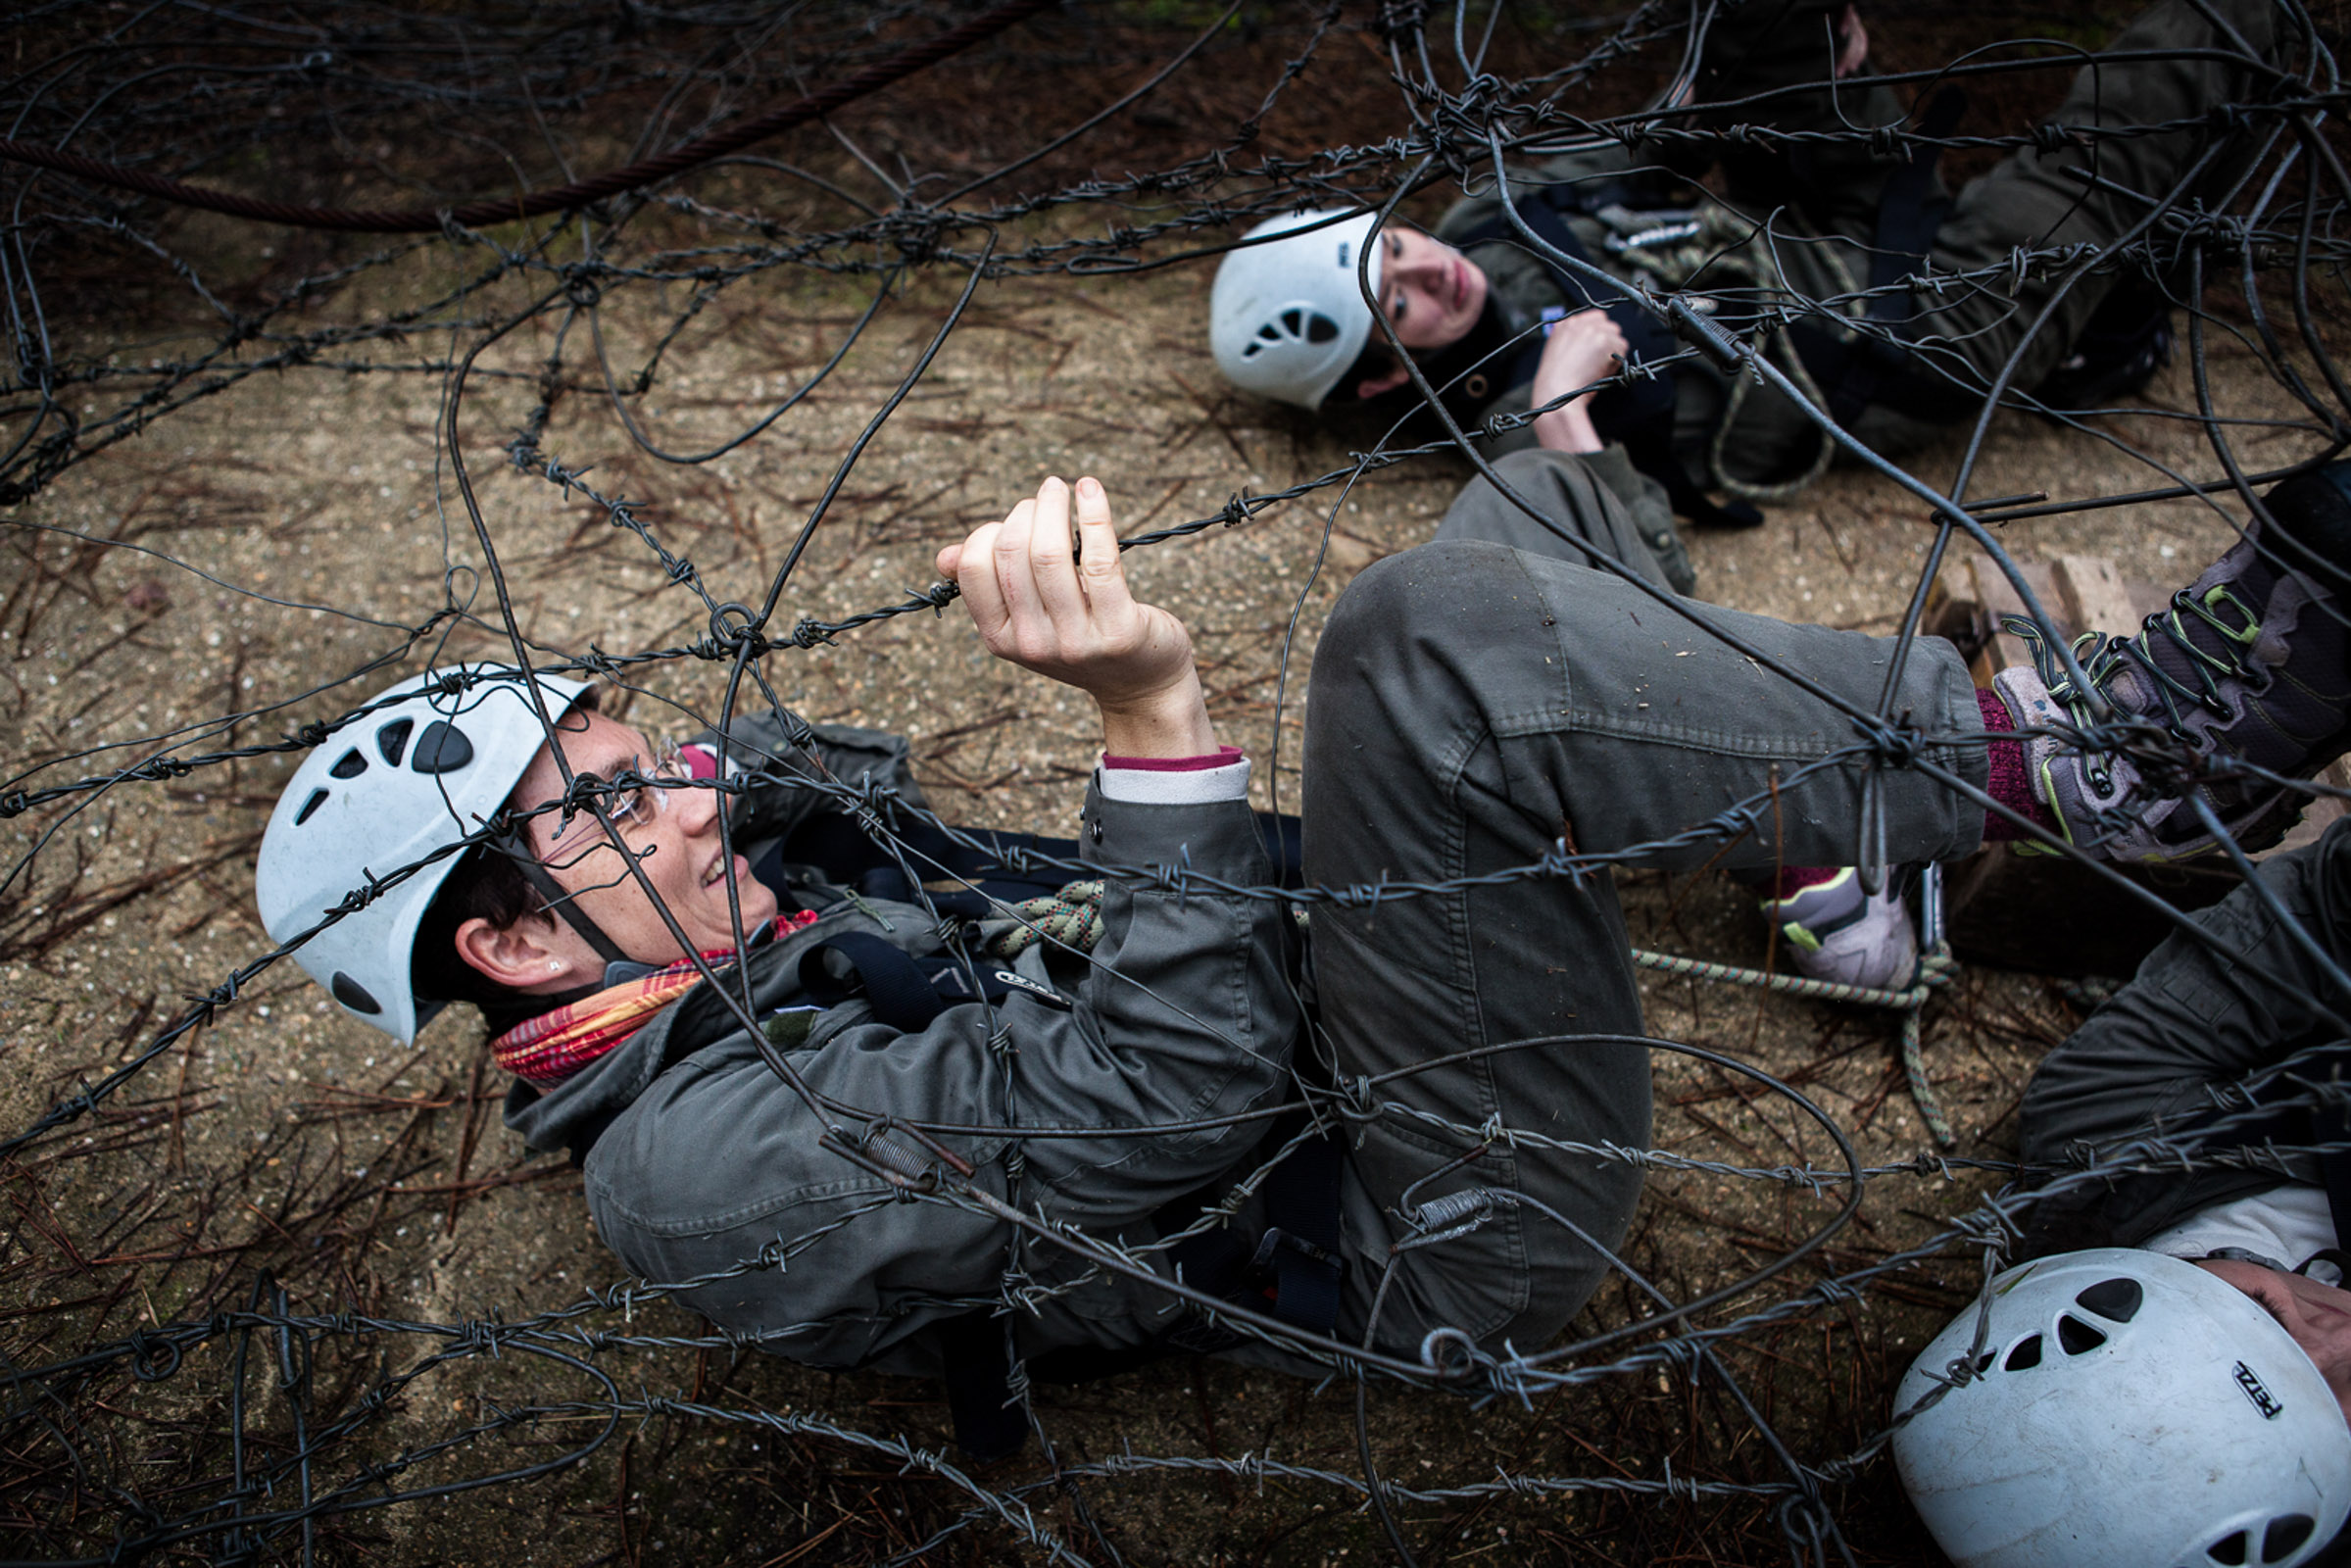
{"left": 1448, "top": 195, "right": 1762, "bottom": 530}
{"left": 1788, "top": 87, "right": 1971, "bottom": 426}
{"left": 501, "top": 831, "right": 637, "bottom": 975}
{"left": 797, "top": 931, "right": 1070, "bottom": 1030}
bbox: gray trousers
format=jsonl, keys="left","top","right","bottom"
{"left": 1692, "top": 0, "right": 2292, "bottom": 479}
{"left": 1300, "top": 477, "right": 1989, "bottom": 1360}
{"left": 1437, "top": 445, "right": 1684, "bottom": 593}
{"left": 1858, "top": 0, "right": 2288, "bottom": 455}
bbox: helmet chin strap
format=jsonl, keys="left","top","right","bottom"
{"left": 502, "top": 837, "right": 651, "bottom": 988}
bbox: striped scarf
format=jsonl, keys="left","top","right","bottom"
{"left": 492, "top": 909, "right": 820, "bottom": 1087}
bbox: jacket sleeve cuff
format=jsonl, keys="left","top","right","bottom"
{"left": 1082, "top": 777, "right": 1270, "bottom": 880}
{"left": 1576, "top": 442, "right": 1646, "bottom": 504}
{"left": 1098, "top": 751, "right": 1249, "bottom": 806}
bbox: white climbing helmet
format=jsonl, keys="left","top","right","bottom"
{"left": 255, "top": 665, "right": 589, "bottom": 1045}
{"left": 1209, "top": 208, "right": 1384, "bottom": 411}
{"left": 1891, "top": 1249, "right": 2350, "bottom": 1568}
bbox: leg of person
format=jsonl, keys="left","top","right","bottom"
{"left": 1998, "top": 463, "right": 2351, "bottom": 859}
{"left": 1303, "top": 458, "right": 2351, "bottom": 1365}
{"left": 1437, "top": 445, "right": 1693, "bottom": 595}
{"left": 2009, "top": 807, "right": 2351, "bottom": 1282}
{"left": 1445, "top": 448, "right": 1914, "bottom": 985}
{"left": 1302, "top": 540, "right": 1991, "bottom": 1362}
{"left": 1866, "top": 0, "right": 2292, "bottom": 433}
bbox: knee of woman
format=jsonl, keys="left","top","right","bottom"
{"left": 1325, "top": 540, "right": 1524, "bottom": 661}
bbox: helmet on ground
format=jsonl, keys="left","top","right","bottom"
{"left": 255, "top": 665, "right": 588, "bottom": 1044}
{"left": 1209, "top": 209, "right": 1384, "bottom": 411}
{"left": 1891, "top": 1248, "right": 2350, "bottom": 1568}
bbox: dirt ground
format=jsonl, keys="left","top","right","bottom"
{"left": 0, "top": 6, "right": 2341, "bottom": 1565}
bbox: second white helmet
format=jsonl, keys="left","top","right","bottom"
{"left": 1209, "top": 209, "right": 1384, "bottom": 411}
{"left": 1891, "top": 1249, "right": 2349, "bottom": 1568}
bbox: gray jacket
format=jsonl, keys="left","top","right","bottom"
{"left": 2018, "top": 819, "right": 2347, "bottom": 1255}
{"left": 502, "top": 716, "right": 1301, "bottom": 1375}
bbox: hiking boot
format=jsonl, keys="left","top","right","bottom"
{"left": 1762, "top": 867, "right": 1919, "bottom": 991}
{"left": 1990, "top": 463, "right": 2351, "bottom": 861}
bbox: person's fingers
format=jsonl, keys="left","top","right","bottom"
{"left": 997, "top": 486, "right": 1053, "bottom": 649}
{"left": 991, "top": 493, "right": 1040, "bottom": 620}
{"left": 955, "top": 517, "right": 1010, "bottom": 639}
{"left": 936, "top": 540, "right": 963, "bottom": 579}
{"left": 1835, "top": 5, "right": 1868, "bottom": 76}
{"left": 1026, "top": 476, "right": 1089, "bottom": 629}
{"left": 1073, "top": 476, "right": 1127, "bottom": 600}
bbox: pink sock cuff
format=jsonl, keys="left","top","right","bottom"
{"left": 1766, "top": 865, "right": 1841, "bottom": 901}
{"left": 1978, "top": 687, "right": 2056, "bottom": 839}
{"left": 1102, "top": 745, "right": 1245, "bottom": 772}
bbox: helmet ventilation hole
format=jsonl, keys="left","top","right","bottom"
{"left": 376, "top": 717, "right": 414, "bottom": 765}
{"left": 1279, "top": 308, "right": 1302, "bottom": 336}
{"left": 411, "top": 720, "right": 473, "bottom": 774}
{"left": 2264, "top": 1516, "right": 2315, "bottom": 1562}
{"left": 328, "top": 748, "right": 368, "bottom": 779}
{"left": 2056, "top": 1314, "right": 2106, "bottom": 1355}
{"left": 2002, "top": 1334, "right": 2042, "bottom": 1371}
{"left": 293, "top": 788, "right": 329, "bottom": 826}
{"left": 2074, "top": 1276, "right": 2143, "bottom": 1322}
{"left": 1305, "top": 312, "right": 1337, "bottom": 344}
{"left": 329, "top": 971, "right": 381, "bottom": 1015}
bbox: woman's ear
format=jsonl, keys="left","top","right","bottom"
{"left": 454, "top": 912, "right": 587, "bottom": 993}
{"left": 1833, "top": 4, "right": 1868, "bottom": 78}
{"left": 1352, "top": 362, "right": 1413, "bottom": 402}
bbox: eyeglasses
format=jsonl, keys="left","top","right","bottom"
{"left": 549, "top": 738, "right": 686, "bottom": 843}
{"left": 606, "top": 738, "right": 686, "bottom": 832}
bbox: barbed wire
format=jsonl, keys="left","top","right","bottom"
{"left": 4, "top": 1, "right": 2349, "bottom": 1564}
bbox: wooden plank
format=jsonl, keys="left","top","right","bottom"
{"left": 1958, "top": 554, "right": 2062, "bottom": 689}
{"left": 2051, "top": 553, "right": 2138, "bottom": 640}
{"left": 1923, "top": 556, "right": 1981, "bottom": 657}
{"left": 2264, "top": 756, "right": 2351, "bottom": 859}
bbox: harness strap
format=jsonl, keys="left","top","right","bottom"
{"left": 1449, "top": 195, "right": 1762, "bottom": 530}
{"left": 1787, "top": 87, "right": 1971, "bottom": 426}
{"left": 797, "top": 931, "right": 1070, "bottom": 1030}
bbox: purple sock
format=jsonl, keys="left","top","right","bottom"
{"left": 1765, "top": 865, "right": 1841, "bottom": 901}
{"left": 1978, "top": 688, "right": 2056, "bottom": 839}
